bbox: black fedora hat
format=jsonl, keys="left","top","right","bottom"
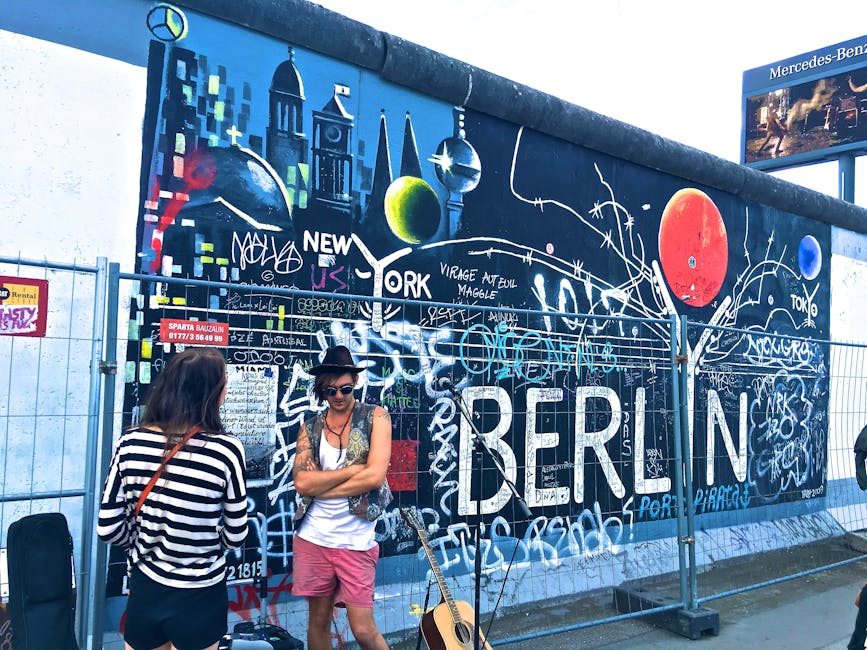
{"left": 309, "top": 345, "right": 366, "bottom": 376}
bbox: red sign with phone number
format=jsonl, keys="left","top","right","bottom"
{"left": 159, "top": 318, "right": 229, "bottom": 346}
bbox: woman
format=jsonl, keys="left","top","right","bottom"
{"left": 292, "top": 345, "right": 392, "bottom": 650}
{"left": 98, "top": 347, "right": 248, "bottom": 650}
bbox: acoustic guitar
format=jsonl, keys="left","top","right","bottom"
{"left": 400, "top": 508, "right": 493, "bottom": 650}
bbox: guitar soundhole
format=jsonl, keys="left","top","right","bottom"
{"left": 455, "top": 621, "right": 473, "bottom": 645}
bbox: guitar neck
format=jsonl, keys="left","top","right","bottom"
{"left": 416, "top": 525, "right": 464, "bottom": 625}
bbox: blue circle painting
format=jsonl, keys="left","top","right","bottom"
{"left": 798, "top": 235, "right": 822, "bottom": 281}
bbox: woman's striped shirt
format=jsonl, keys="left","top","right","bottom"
{"left": 97, "top": 427, "right": 248, "bottom": 589}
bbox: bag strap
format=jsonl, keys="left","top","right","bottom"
{"left": 134, "top": 426, "right": 203, "bottom": 518}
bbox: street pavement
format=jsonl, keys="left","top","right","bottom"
{"left": 495, "top": 539, "right": 867, "bottom": 650}
{"left": 391, "top": 533, "right": 867, "bottom": 650}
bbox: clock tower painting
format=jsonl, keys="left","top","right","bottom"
{"left": 311, "top": 84, "right": 354, "bottom": 214}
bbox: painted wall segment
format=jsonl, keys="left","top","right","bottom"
{"left": 97, "top": 7, "right": 841, "bottom": 642}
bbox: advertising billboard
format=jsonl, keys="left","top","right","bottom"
{"left": 743, "top": 35, "right": 867, "bottom": 170}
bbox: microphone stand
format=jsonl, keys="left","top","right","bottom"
{"left": 444, "top": 382, "right": 532, "bottom": 650}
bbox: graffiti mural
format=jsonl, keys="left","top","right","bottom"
{"left": 113, "top": 4, "right": 831, "bottom": 636}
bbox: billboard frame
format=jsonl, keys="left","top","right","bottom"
{"left": 742, "top": 34, "right": 867, "bottom": 185}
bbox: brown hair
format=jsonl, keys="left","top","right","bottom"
{"left": 139, "top": 347, "right": 227, "bottom": 453}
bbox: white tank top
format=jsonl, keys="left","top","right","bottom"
{"left": 297, "top": 434, "right": 376, "bottom": 550}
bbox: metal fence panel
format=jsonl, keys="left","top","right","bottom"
{"left": 97, "top": 272, "right": 685, "bottom": 647}
{"left": 679, "top": 322, "right": 867, "bottom": 607}
{"left": 0, "top": 257, "right": 106, "bottom": 649}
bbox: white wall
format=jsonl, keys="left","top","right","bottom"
{"left": 828, "top": 228, "right": 867, "bottom": 481}
{"left": 0, "top": 29, "right": 145, "bottom": 267}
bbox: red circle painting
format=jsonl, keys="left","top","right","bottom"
{"left": 658, "top": 188, "right": 728, "bottom": 307}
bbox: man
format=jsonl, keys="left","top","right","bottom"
{"left": 849, "top": 425, "right": 867, "bottom": 650}
{"left": 757, "top": 104, "right": 787, "bottom": 157}
{"left": 292, "top": 346, "right": 392, "bottom": 650}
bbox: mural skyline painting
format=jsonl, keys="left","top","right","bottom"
{"left": 113, "top": 3, "right": 832, "bottom": 629}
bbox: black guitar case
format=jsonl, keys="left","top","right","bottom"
{"left": 7, "top": 512, "right": 79, "bottom": 650}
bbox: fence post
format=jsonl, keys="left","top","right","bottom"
{"left": 609, "top": 313, "right": 719, "bottom": 639}
{"left": 78, "top": 256, "right": 108, "bottom": 649}
{"left": 88, "top": 261, "right": 120, "bottom": 650}
{"left": 678, "top": 315, "right": 698, "bottom": 610}
{"left": 669, "top": 314, "right": 689, "bottom": 607}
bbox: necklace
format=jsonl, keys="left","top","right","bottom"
{"left": 324, "top": 402, "right": 355, "bottom": 459}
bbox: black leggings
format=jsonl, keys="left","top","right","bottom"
{"left": 850, "top": 584, "right": 867, "bottom": 650}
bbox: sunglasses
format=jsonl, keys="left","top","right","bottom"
{"left": 324, "top": 384, "right": 355, "bottom": 397}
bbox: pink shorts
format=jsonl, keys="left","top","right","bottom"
{"left": 292, "top": 535, "right": 379, "bottom": 608}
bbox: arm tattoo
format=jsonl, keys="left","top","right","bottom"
{"left": 296, "top": 440, "right": 313, "bottom": 454}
